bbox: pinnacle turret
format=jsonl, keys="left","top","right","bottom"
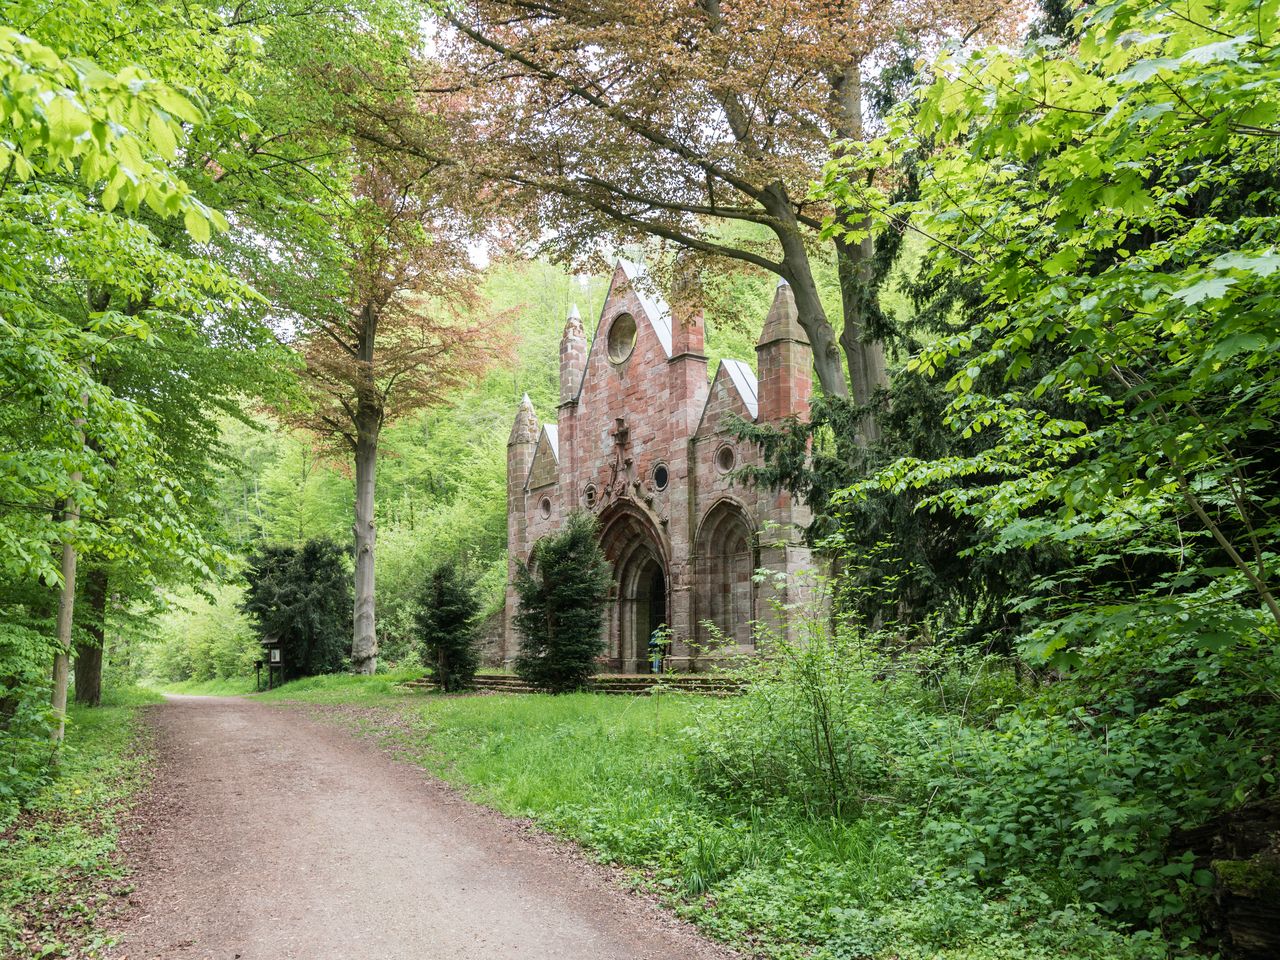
{"left": 757, "top": 279, "right": 808, "bottom": 347}
{"left": 508, "top": 393, "right": 539, "bottom": 445}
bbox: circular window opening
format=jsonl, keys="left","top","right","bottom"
{"left": 606, "top": 312, "right": 637, "bottom": 364}
{"left": 653, "top": 463, "right": 669, "bottom": 491}
{"left": 583, "top": 484, "right": 597, "bottom": 508}
{"left": 539, "top": 496, "right": 552, "bottom": 519}
{"left": 715, "top": 445, "right": 736, "bottom": 474}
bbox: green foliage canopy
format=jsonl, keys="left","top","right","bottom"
{"left": 827, "top": 0, "right": 1280, "bottom": 665}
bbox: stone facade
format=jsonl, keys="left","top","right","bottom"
{"left": 505, "top": 261, "right": 814, "bottom": 672}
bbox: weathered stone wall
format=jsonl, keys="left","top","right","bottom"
{"left": 504, "top": 263, "right": 815, "bottom": 670}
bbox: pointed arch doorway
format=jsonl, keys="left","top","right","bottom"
{"left": 598, "top": 503, "right": 669, "bottom": 672}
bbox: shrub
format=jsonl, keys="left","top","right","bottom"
{"left": 514, "top": 511, "right": 610, "bottom": 693}
{"left": 416, "top": 562, "right": 480, "bottom": 692}
{"left": 241, "top": 539, "right": 350, "bottom": 678}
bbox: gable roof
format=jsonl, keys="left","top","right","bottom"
{"left": 695, "top": 359, "right": 760, "bottom": 437}
{"left": 524, "top": 424, "right": 560, "bottom": 491}
{"left": 722, "top": 359, "right": 759, "bottom": 419}
{"left": 615, "top": 259, "right": 672, "bottom": 357}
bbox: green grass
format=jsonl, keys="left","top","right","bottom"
{"left": 263, "top": 680, "right": 913, "bottom": 958}
{"left": 255, "top": 666, "right": 426, "bottom": 703}
{"left": 263, "top": 675, "right": 1177, "bottom": 960}
{"left": 0, "top": 685, "right": 160, "bottom": 958}
{"left": 150, "top": 674, "right": 258, "bottom": 695}
{"left": 152, "top": 666, "right": 428, "bottom": 699}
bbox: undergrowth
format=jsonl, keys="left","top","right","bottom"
{"left": 271, "top": 676, "right": 1197, "bottom": 960}
{"left": 0, "top": 685, "right": 159, "bottom": 958}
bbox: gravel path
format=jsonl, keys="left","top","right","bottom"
{"left": 109, "top": 695, "right": 739, "bottom": 960}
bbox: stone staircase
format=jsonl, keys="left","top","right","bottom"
{"left": 403, "top": 673, "right": 743, "bottom": 696}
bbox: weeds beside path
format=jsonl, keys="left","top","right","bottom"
{"left": 106, "top": 694, "right": 737, "bottom": 960}
{"left": 0, "top": 686, "right": 159, "bottom": 959}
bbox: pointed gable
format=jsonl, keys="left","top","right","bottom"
{"left": 615, "top": 259, "right": 672, "bottom": 357}
{"left": 722, "top": 360, "right": 759, "bottom": 419}
{"left": 526, "top": 424, "right": 560, "bottom": 490}
{"left": 696, "top": 359, "right": 760, "bottom": 438}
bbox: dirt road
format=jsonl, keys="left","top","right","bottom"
{"left": 110, "top": 696, "right": 737, "bottom": 960}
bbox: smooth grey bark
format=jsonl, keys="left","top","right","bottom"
{"left": 51, "top": 489, "right": 81, "bottom": 742}
{"left": 831, "top": 57, "right": 888, "bottom": 437}
{"left": 350, "top": 302, "right": 380, "bottom": 676}
{"left": 763, "top": 187, "right": 850, "bottom": 398}
{"left": 351, "top": 421, "right": 379, "bottom": 674}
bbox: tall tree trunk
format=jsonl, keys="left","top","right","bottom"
{"left": 350, "top": 302, "right": 381, "bottom": 676}
{"left": 74, "top": 567, "right": 107, "bottom": 707}
{"left": 351, "top": 422, "right": 379, "bottom": 674}
{"left": 766, "top": 187, "right": 849, "bottom": 398}
{"left": 51, "top": 490, "right": 81, "bottom": 742}
{"left": 831, "top": 57, "right": 888, "bottom": 438}
{"left": 836, "top": 232, "right": 887, "bottom": 437}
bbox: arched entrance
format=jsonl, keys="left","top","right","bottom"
{"left": 696, "top": 500, "right": 757, "bottom": 650}
{"left": 598, "top": 503, "right": 669, "bottom": 672}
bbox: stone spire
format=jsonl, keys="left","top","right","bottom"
{"left": 756, "top": 281, "right": 812, "bottom": 422}
{"left": 757, "top": 279, "right": 809, "bottom": 347}
{"left": 508, "top": 393, "right": 539, "bottom": 445}
{"left": 669, "top": 254, "right": 706, "bottom": 358}
{"left": 560, "top": 305, "right": 587, "bottom": 405}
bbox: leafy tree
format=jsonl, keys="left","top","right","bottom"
{"left": 415, "top": 563, "right": 480, "bottom": 691}
{"left": 832, "top": 0, "right": 1280, "bottom": 660}
{"left": 0, "top": 11, "right": 251, "bottom": 735}
{"left": 514, "top": 512, "right": 611, "bottom": 693}
{"left": 364, "top": 0, "right": 1018, "bottom": 415}
{"left": 286, "top": 157, "right": 504, "bottom": 675}
{"left": 241, "top": 541, "right": 351, "bottom": 679}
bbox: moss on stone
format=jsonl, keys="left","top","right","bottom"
{"left": 1213, "top": 857, "right": 1280, "bottom": 898}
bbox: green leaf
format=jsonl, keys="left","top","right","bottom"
{"left": 1170, "top": 277, "right": 1236, "bottom": 305}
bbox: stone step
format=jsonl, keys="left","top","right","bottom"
{"left": 402, "top": 673, "right": 743, "bottom": 696}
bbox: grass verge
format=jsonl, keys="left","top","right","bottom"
{"left": 149, "top": 675, "right": 258, "bottom": 696}
{"left": 0, "top": 685, "right": 160, "bottom": 959}
{"left": 265, "top": 681, "right": 910, "bottom": 959}
{"left": 264, "top": 675, "right": 1182, "bottom": 960}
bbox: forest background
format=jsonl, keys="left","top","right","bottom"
{"left": 3, "top": 0, "right": 1278, "bottom": 958}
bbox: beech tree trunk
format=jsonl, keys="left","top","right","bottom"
{"left": 350, "top": 301, "right": 381, "bottom": 676}
{"left": 74, "top": 567, "right": 107, "bottom": 707}
{"left": 351, "top": 421, "right": 379, "bottom": 674}
{"left": 836, "top": 232, "right": 887, "bottom": 438}
{"left": 51, "top": 491, "right": 81, "bottom": 742}
{"left": 831, "top": 56, "right": 888, "bottom": 438}
{"left": 766, "top": 187, "right": 850, "bottom": 399}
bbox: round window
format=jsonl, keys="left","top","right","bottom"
{"left": 652, "top": 463, "right": 669, "bottom": 491}
{"left": 606, "top": 312, "right": 637, "bottom": 364}
{"left": 715, "top": 445, "right": 736, "bottom": 474}
{"left": 539, "top": 496, "right": 552, "bottom": 519}
{"left": 583, "top": 484, "right": 597, "bottom": 508}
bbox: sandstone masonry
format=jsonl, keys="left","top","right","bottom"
{"left": 506, "top": 261, "right": 814, "bottom": 671}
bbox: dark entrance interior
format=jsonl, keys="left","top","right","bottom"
{"left": 647, "top": 565, "right": 667, "bottom": 639}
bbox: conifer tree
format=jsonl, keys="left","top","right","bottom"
{"left": 514, "top": 512, "right": 611, "bottom": 693}
{"left": 416, "top": 562, "right": 480, "bottom": 692}
{"left": 242, "top": 540, "right": 351, "bottom": 679}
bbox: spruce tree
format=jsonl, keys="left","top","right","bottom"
{"left": 515, "top": 511, "right": 611, "bottom": 693}
{"left": 416, "top": 562, "right": 480, "bottom": 692}
{"left": 242, "top": 539, "right": 351, "bottom": 679}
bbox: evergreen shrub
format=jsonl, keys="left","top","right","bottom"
{"left": 415, "top": 561, "right": 480, "bottom": 691}
{"left": 514, "top": 511, "right": 611, "bottom": 693}
{"left": 241, "top": 539, "right": 350, "bottom": 678}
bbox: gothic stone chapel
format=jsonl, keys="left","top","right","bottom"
{"left": 504, "top": 261, "right": 815, "bottom": 672}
